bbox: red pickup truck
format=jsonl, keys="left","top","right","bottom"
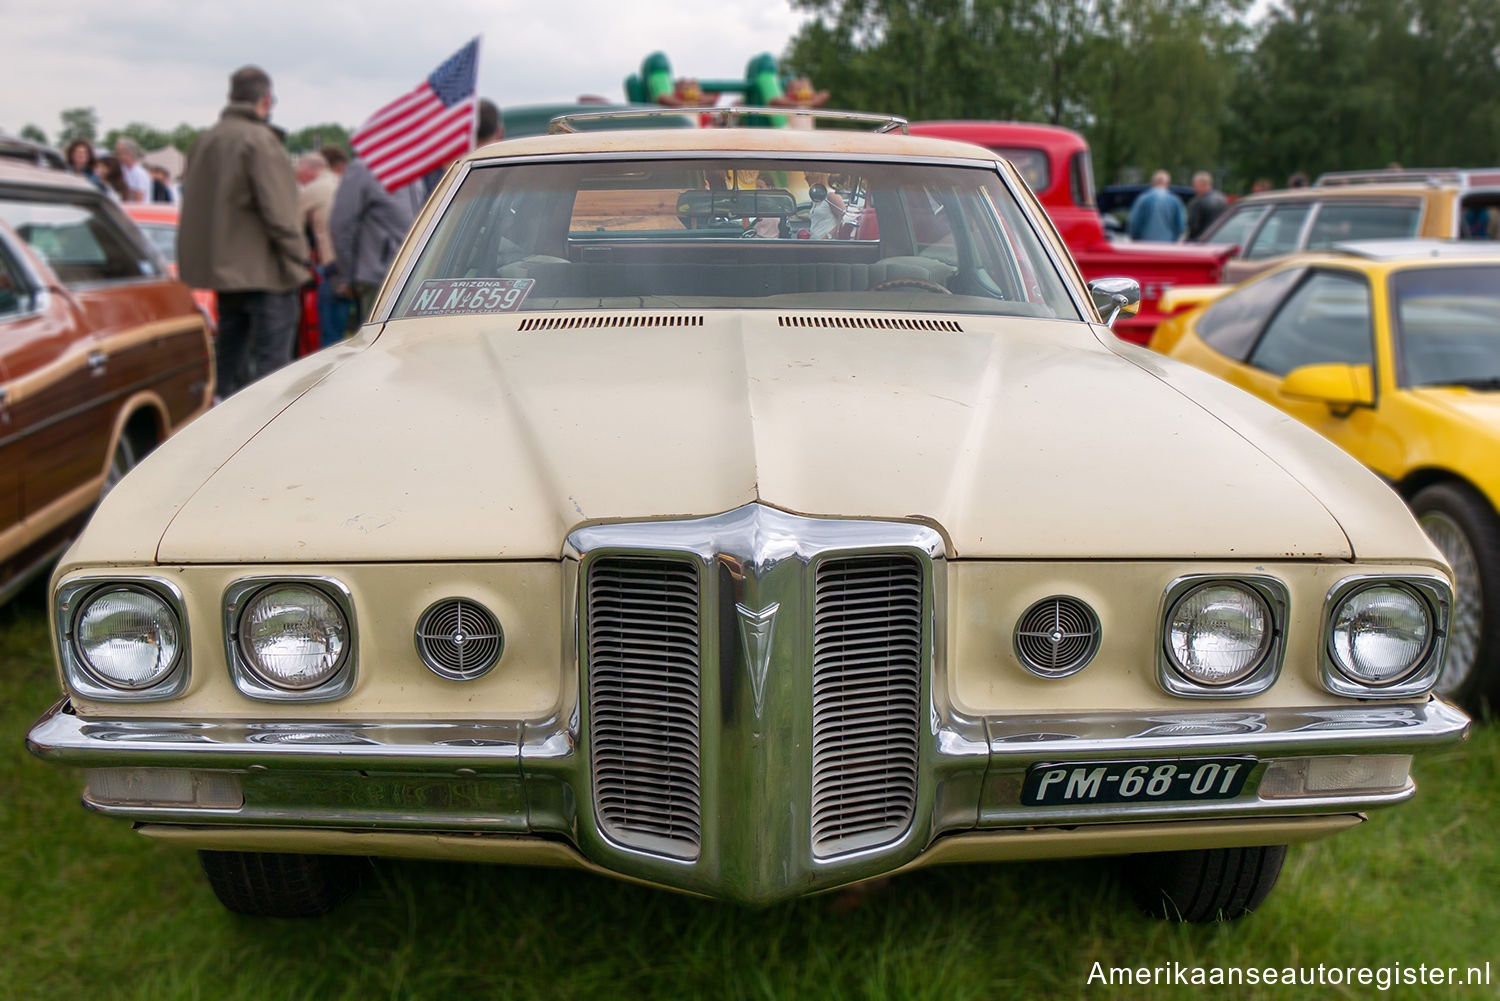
{"left": 909, "top": 121, "right": 1232, "bottom": 344}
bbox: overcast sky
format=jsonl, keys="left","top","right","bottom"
{"left": 2, "top": 0, "right": 810, "bottom": 140}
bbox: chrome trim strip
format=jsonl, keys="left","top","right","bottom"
{"left": 1320, "top": 575, "right": 1451, "bottom": 698}
{"left": 55, "top": 577, "right": 191, "bottom": 702}
{"left": 32, "top": 699, "right": 1462, "bottom": 771}
{"left": 1156, "top": 575, "right": 1289, "bottom": 698}
{"left": 983, "top": 700, "right": 1468, "bottom": 758}
{"left": 222, "top": 576, "right": 358, "bottom": 703}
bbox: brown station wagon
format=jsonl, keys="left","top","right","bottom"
{"left": 0, "top": 160, "right": 213, "bottom": 603}
{"left": 1197, "top": 168, "right": 1500, "bottom": 283}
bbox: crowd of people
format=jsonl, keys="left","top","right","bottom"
{"left": 63, "top": 135, "right": 177, "bottom": 203}
{"left": 65, "top": 65, "right": 504, "bottom": 400}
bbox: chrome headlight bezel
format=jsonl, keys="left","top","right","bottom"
{"left": 55, "top": 577, "right": 190, "bottom": 701}
{"left": 223, "top": 577, "right": 357, "bottom": 702}
{"left": 1321, "top": 575, "right": 1449, "bottom": 698}
{"left": 1157, "top": 575, "right": 1288, "bottom": 698}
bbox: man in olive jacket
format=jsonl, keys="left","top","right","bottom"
{"left": 179, "top": 65, "right": 310, "bottom": 398}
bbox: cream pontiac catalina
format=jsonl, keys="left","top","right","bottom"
{"left": 27, "top": 114, "right": 1469, "bottom": 922}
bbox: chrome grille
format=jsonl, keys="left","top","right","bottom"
{"left": 811, "top": 554, "right": 923, "bottom": 857}
{"left": 587, "top": 556, "right": 702, "bottom": 858}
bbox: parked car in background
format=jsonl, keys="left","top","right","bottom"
{"left": 0, "top": 159, "right": 213, "bottom": 603}
{"left": 27, "top": 119, "right": 1467, "bottom": 925}
{"left": 1152, "top": 240, "right": 1500, "bottom": 712}
{"left": 0, "top": 133, "right": 66, "bottom": 171}
{"left": 907, "top": 121, "right": 1234, "bottom": 344}
{"left": 500, "top": 102, "right": 696, "bottom": 139}
{"left": 1193, "top": 169, "right": 1500, "bottom": 283}
{"left": 121, "top": 202, "right": 217, "bottom": 325}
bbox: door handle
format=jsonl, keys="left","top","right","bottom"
{"left": 87, "top": 351, "right": 107, "bottom": 375}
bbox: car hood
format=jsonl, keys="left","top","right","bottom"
{"left": 88, "top": 312, "right": 1371, "bottom": 564}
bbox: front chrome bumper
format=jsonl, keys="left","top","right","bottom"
{"left": 28, "top": 697, "right": 1469, "bottom": 902}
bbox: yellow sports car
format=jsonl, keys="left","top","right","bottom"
{"left": 1152, "top": 240, "right": 1500, "bottom": 712}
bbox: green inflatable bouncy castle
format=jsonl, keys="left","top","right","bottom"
{"left": 624, "top": 52, "right": 787, "bottom": 126}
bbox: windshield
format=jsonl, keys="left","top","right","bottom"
{"left": 1392, "top": 265, "right": 1500, "bottom": 387}
{"left": 393, "top": 156, "right": 1080, "bottom": 321}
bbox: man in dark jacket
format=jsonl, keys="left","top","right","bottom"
{"left": 179, "top": 65, "right": 310, "bottom": 398}
{"left": 1185, "top": 171, "right": 1229, "bottom": 240}
{"left": 329, "top": 156, "right": 425, "bottom": 325}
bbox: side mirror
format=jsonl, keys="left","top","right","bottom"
{"left": 1279, "top": 363, "right": 1374, "bottom": 413}
{"left": 1087, "top": 277, "right": 1141, "bottom": 327}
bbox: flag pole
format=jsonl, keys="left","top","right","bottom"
{"left": 471, "top": 34, "right": 482, "bottom": 152}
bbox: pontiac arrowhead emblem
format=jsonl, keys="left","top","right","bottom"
{"left": 735, "top": 602, "right": 779, "bottom": 718}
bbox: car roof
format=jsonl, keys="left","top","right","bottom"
{"left": 1231, "top": 183, "right": 1443, "bottom": 205}
{"left": 907, "top": 120, "right": 1088, "bottom": 149}
{"left": 1317, "top": 167, "right": 1500, "bottom": 189}
{"left": 1329, "top": 238, "right": 1500, "bottom": 262}
{"left": 467, "top": 125, "right": 1005, "bottom": 165}
{"left": 0, "top": 156, "right": 96, "bottom": 192}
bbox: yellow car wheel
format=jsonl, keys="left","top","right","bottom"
{"left": 1412, "top": 482, "right": 1500, "bottom": 715}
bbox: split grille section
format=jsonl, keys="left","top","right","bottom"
{"left": 587, "top": 556, "right": 703, "bottom": 858}
{"left": 810, "top": 554, "right": 924, "bottom": 857}
{"left": 584, "top": 546, "right": 927, "bottom": 863}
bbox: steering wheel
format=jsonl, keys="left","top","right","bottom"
{"left": 867, "top": 277, "right": 952, "bottom": 294}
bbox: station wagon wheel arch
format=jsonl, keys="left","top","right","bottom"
{"left": 99, "top": 392, "right": 169, "bottom": 496}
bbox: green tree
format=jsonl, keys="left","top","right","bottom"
{"left": 169, "top": 123, "right": 202, "bottom": 155}
{"left": 784, "top": 0, "right": 1249, "bottom": 185}
{"left": 57, "top": 107, "right": 98, "bottom": 146}
{"left": 1228, "top": 0, "right": 1500, "bottom": 184}
{"left": 102, "top": 122, "right": 171, "bottom": 152}
{"left": 285, "top": 122, "right": 353, "bottom": 155}
{"left": 19, "top": 124, "right": 48, "bottom": 146}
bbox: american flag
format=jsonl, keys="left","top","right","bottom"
{"left": 351, "top": 38, "right": 480, "bottom": 192}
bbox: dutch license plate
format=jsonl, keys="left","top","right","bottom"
{"left": 1021, "top": 757, "right": 1255, "bottom": 806}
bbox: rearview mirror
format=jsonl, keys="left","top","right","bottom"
{"left": 1087, "top": 277, "right": 1141, "bottom": 327}
{"left": 676, "top": 189, "right": 797, "bottom": 222}
{"left": 1279, "top": 363, "right": 1374, "bottom": 412}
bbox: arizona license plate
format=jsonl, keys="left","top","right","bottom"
{"left": 1021, "top": 757, "right": 1254, "bottom": 806}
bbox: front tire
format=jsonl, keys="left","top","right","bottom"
{"left": 198, "top": 851, "right": 359, "bottom": 917}
{"left": 1411, "top": 482, "right": 1500, "bottom": 715}
{"left": 1122, "top": 845, "right": 1287, "bottom": 922}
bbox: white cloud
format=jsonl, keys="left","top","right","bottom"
{"left": 1, "top": 0, "right": 810, "bottom": 138}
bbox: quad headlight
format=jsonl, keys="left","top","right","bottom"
{"left": 1325, "top": 581, "right": 1436, "bottom": 691}
{"left": 225, "top": 578, "right": 356, "bottom": 700}
{"left": 1159, "top": 577, "right": 1286, "bottom": 697}
{"left": 57, "top": 580, "right": 190, "bottom": 700}
{"left": 74, "top": 586, "right": 182, "bottom": 688}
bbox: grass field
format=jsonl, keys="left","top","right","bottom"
{"left": 3, "top": 582, "right": 1497, "bottom": 1001}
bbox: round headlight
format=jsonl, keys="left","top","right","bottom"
{"left": 1330, "top": 584, "right": 1431, "bottom": 686}
{"left": 74, "top": 586, "right": 182, "bottom": 690}
{"left": 1166, "top": 583, "right": 1272, "bottom": 686}
{"left": 238, "top": 584, "right": 349, "bottom": 690}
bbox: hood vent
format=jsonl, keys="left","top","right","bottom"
{"left": 779, "top": 315, "right": 963, "bottom": 332}
{"left": 518, "top": 315, "right": 704, "bottom": 330}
